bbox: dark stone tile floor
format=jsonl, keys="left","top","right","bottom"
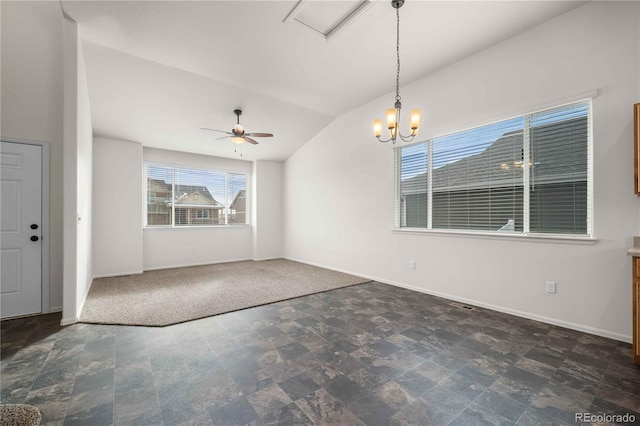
{"left": 2, "top": 281, "right": 640, "bottom": 425}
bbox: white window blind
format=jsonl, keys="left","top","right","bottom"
{"left": 432, "top": 117, "right": 524, "bottom": 232}
{"left": 145, "top": 164, "right": 248, "bottom": 227}
{"left": 395, "top": 100, "right": 592, "bottom": 236}
{"left": 395, "top": 143, "right": 428, "bottom": 228}
{"left": 529, "top": 103, "right": 590, "bottom": 234}
{"left": 174, "top": 168, "right": 225, "bottom": 226}
{"left": 227, "top": 173, "right": 247, "bottom": 224}
{"left": 146, "top": 165, "right": 173, "bottom": 226}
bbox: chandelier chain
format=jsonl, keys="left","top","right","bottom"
{"left": 395, "top": 6, "right": 401, "bottom": 102}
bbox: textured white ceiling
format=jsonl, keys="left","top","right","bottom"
{"left": 63, "top": 0, "right": 585, "bottom": 161}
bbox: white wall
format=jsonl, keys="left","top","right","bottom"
{"left": 92, "top": 138, "right": 143, "bottom": 277}
{"left": 93, "top": 145, "right": 284, "bottom": 273}
{"left": 284, "top": 1, "right": 640, "bottom": 341}
{"left": 0, "top": 1, "right": 64, "bottom": 312}
{"left": 144, "top": 226, "right": 253, "bottom": 270}
{"left": 62, "top": 16, "right": 94, "bottom": 324}
{"left": 62, "top": 17, "right": 78, "bottom": 325}
{"left": 76, "top": 24, "right": 93, "bottom": 315}
{"left": 253, "top": 161, "right": 283, "bottom": 260}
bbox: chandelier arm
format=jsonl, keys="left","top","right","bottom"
{"left": 398, "top": 133, "right": 416, "bottom": 143}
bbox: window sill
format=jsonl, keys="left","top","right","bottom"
{"left": 392, "top": 227, "right": 597, "bottom": 245}
{"left": 144, "top": 224, "right": 252, "bottom": 230}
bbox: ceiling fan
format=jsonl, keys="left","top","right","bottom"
{"left": 201, "top": 109, "right": 273, "bottom": 145}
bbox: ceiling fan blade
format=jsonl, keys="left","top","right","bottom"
{"left": 244, "top": 132, "right": 273, "bottom": 137}
{"left": 244, "top": 136, "right": 259, "bottom": 145}
{"left": 201, "top": 127, "right": 230, "bottom": 134}
{"left": 216, "top": 135, "right": 231, "bottom": 140}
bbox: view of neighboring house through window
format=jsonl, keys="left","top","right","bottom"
{"left": 145, "top": 165, "right": 247, "bottom": 227}
{"left": 227, "top": 173, "right": 246, "bottom": 224}
{"left": 395, "top": 100, "right": 591, "bottom": 236}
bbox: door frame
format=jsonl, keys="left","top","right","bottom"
{"left": 1, "top": 138, "right": 51, "bottom": 315}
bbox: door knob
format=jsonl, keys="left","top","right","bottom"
{"left": 30, "top": 224, "right": 39, "bottom": 229}
{"left": 30, "top": 236, "right": 39, "bottom": 242}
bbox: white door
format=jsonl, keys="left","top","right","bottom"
{"left": 1, "top": 142, "right": 42, "bottom": 319}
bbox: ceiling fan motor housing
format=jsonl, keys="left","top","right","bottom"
{"left": 233, "top": 110, "right": 244, "bottom": 135}
{"left": 201, "top": 108, "right": 271, "bottom": 145}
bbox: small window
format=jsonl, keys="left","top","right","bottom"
{"left": 175, "top": 208, "right": 188, "bottom": 225}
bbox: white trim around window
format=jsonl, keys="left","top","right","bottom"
{"left": 144, "top": 163, "right": 250, "bottom": 228}
{"left": 393, "top": 99, "right": 594, "bottom": 241}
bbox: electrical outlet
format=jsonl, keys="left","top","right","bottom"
{"left": 545, "top": 281, "right": 556, "bottom": 294}
{"left": 409, "top": 260, "right": 416, "bottom": 270}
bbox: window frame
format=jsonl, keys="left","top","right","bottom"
{"left": 143, "top": 163, "right": 250, "bottom": 229}
{"left": 195, "top": 209, "right": 209, "bottom": 219}
{"left": 393, "top": 99, "right": 594, "bottom": 242}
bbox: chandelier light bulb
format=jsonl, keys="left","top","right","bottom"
{"left": 410, "top": 109, "right": 422, "bottom": 132}
{"left": 372, "top": 119, "right": 383, "bottom": 138}
{"left": 386, "top": 108, "right": 398, "bottom": 130}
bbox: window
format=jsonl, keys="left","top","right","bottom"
{"left": 394, "top": 101, "right": 591, "bottom": 237}
{"left": 195, "top": 209, "right": 209, "bottom": 219}
{"left": 227, "top": 174, "right": 246, "bottom": 224}
{"left": 145, "top": 164, "right": 248, "bottom": 227}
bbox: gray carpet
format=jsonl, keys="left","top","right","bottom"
{"left": 79, "top": 259, "right": 369, "bottom": 326}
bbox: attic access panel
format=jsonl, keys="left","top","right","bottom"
{"left": 284, "top": 0, "right": 375, "bottom": 42}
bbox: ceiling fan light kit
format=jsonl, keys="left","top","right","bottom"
{"left": 373, "top": 0, "right": 421, "bottom": 144}
{"left": 201, "top": 109, "right": 274, "bottom": 150}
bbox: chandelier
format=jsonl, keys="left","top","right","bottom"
{"left": 373, "top": 0, "right": 421, "bottom": 143}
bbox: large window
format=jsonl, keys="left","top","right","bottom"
{"left": 395, "top": 101, "right": 591, "bottom": 236}
{"left": 145, "top": 164, "right": 248, "bottom": 227}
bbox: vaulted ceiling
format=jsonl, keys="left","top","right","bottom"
{"left": 62, "top": 0, "right": 585, "bottom": 161}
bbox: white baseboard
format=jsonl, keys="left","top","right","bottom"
{"left": 103, "top": 258, "right": 281, "bottom": 276}
{"left": 93, "top": 270, "right": 144, "bottom": 279}
{"left": 284, "top": 256, "right": 632, "bottom": 344}
{"left": 390, "top": 280, "right": 631, "bottom": 344}
{"left": 143, "top": 257, "right": 253, "bottom": 272}
{"left": 60, "top": 316, "right": 78, "bottom": 326}
{"left": 253, "top": 256, "right": 283, "bottom": 261}
{"left": 77, "top": 277, "right": 93, "bottom": 320}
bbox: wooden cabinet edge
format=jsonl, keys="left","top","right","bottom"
{"left": 635, "top": 103, "right": 640, "bottom": 195}
{"left": 633, "top": 257, "right": 640, "bottom": 365}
